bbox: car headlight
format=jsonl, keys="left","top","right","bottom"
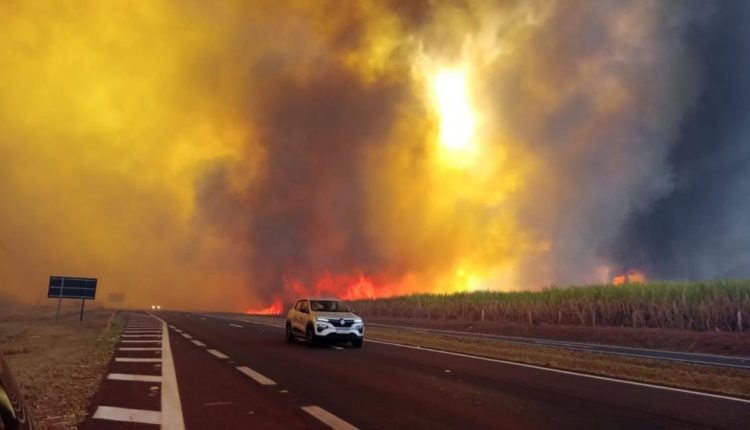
{"left": 354, "top": 319, "right": 362, "bottom": 323}
{"left": 316, "top": 317, "right": 329, "bottom": 322}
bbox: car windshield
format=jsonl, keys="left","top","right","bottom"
{"left": 310, "top": 300, "right": 350, "bottom": 312}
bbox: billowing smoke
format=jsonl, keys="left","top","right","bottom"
{"left": 612, "top": 1, "right": 750, "bottom": 280}
{"left": 0, "top": 1, "right": 744, "bottom": 310}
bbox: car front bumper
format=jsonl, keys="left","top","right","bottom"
{"left": 315, "top": 324, "right": 364, "bottom": 340}
{"left": 318, "top": 332, "right": 363, "bottom": 342}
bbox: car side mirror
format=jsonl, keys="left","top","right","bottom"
{"left": 0, "top": 353, "right": 34, "bottom": 429}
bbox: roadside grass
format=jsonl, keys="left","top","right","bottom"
{"left": 352, "top": 280, "right": 750, "bottom": 332}
{"left": 0, "top": 303, "right": 123, "bottom": 429}
{"left": 367, "top": 326, "right": 750, "bottom": 399}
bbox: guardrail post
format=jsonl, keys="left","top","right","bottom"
{"left": 738, "top": 309, "right": 743, "bottom": 332}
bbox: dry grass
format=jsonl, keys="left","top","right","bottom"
{"left": 367, "top": 326, "right": 750, "bottom": 399}
{"left": 0, "top": 301, "right": 123, "bottom": 429}
{"left": 353, "top": 280, "right": 750, "bottom": 331}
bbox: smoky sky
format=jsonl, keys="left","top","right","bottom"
{"left": 6, "top": 0, "right": 748, "bottom": 309}
{"left": 612, "top": 1, "right": 750, "bottom": 279}
{"left": 196, "top": 61, "right": 406, "bottom": 300}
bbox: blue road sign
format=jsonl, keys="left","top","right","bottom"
{"left": 48, "top": 276, "right": 97, "bottom": 300}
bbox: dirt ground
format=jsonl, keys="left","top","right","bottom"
{"left": 367, "top": 317, "right": 750, "bottom": 356}
{"left": 0, "top": 300, "right": 122, "bottom": 430}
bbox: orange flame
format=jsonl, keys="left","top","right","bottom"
{"left": 287, "top": 272, "right": 397, "bottom": 301}
{"left": 251, "top": 267, "right": 487, "bottom": 311}
{"left": 612, "top": 269, "right": 646, "bottom": 285}
{"left": 246, "top": 297, "right": 284, "bottom": 315}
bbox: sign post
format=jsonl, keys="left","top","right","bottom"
{"left": 48, "top": 276, "right": 97, "bottom": 322}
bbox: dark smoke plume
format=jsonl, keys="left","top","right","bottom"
{"left": 612, "top": 1, "right": 750, "bottom": 280}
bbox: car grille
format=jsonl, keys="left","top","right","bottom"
{"left": 328, "top": 319, "right": 354, "bottom": 327}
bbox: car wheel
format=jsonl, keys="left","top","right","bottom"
{"left": 352, "top": 338, "right": 363, "bottom": 348}
{"left": 305, "top": 325, "right": 316, "bottom": 347}
{"left": 285, "top": 322, "right": 294, "bottom": 343}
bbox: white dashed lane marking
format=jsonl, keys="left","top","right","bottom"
{"left": 182, "top": 333, "right": 193, "bottom": 339}
{"left": 302, "top": 405, "right": 358, "bottom": 430}
{"left": 207, "top": 349, "right": 229, "bottom": 359}
{"left": 191, "top": 339, "right": 206, "bottom": 347}
{"left": 229, "top": 323, "right": 244, "bottom": 328}
{"left": 236, "top": 366, "right": 276, "bottom": 386}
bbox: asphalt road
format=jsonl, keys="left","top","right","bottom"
{"left": 211, "top": 313, "right": 750, "bottom": 370}
{"left": 141, "top": 310, "right": 750, "bottom": 430}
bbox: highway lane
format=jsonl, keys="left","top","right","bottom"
{"left": 160, "top": 311, "right": 750, "bottom": 430}
{"left": 211, "top": 313, "right": 750, "bottom": 370}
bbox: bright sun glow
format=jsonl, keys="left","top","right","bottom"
{"left": 432, "top": 68, "right": 477, "bottom": 152}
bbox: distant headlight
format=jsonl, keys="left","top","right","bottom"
{"left": 316, "top": 317, "right": 329, "bottom": 322}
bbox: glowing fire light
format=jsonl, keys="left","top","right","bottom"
{"left": 612, "top": 269, "right": 646, "bottom": 285}
{"left": 287, "top": 272, "right": 388, "bottom": 301}
{"left": 432, "top": 67, "right": 477, "bottom": 154}
{"left": 246, "top": 298, "right": 283, "bottom": 315}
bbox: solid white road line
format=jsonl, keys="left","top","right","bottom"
{"left": 207, "top": 349, "right": 229, "bottom": 359}
{"left": 302, "top": 405, "right": 358, "bottom": 430}
{"left": 236, "top": 366, "right": 276, "bottom": 386}
{"left": 119, "top": 347, "right": 162, "bottom": 351}
{"left": 115, "top": 357, "right": 162, "bottom": 363}
{"left": 93, "top": 406, "right": 161, "bottom": 425}
{"left": 229, "top": 323, "right": 244, "bottom": 328}
{"left": 191, "top": 340, "right": 206, "bottom": 347}
{"left": 123, "top": 330, "right": 162, "bottom": 333}
{"left": 182, "top": 333, "right": 193, "bottom": 339}
{"left": 122, "top": 334, "right": 162, "bottom": 338}
{"left": 121, "top": 340, "right": 162, "bottom": 343}
{"left": 108, "top": 373, "right": 163, "bottom": 383}
{"left": 366, "top": 339, "right": 750, "bottom": 405}
{"left": 148, "top": 312, "right": 186, "bottom": 430}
